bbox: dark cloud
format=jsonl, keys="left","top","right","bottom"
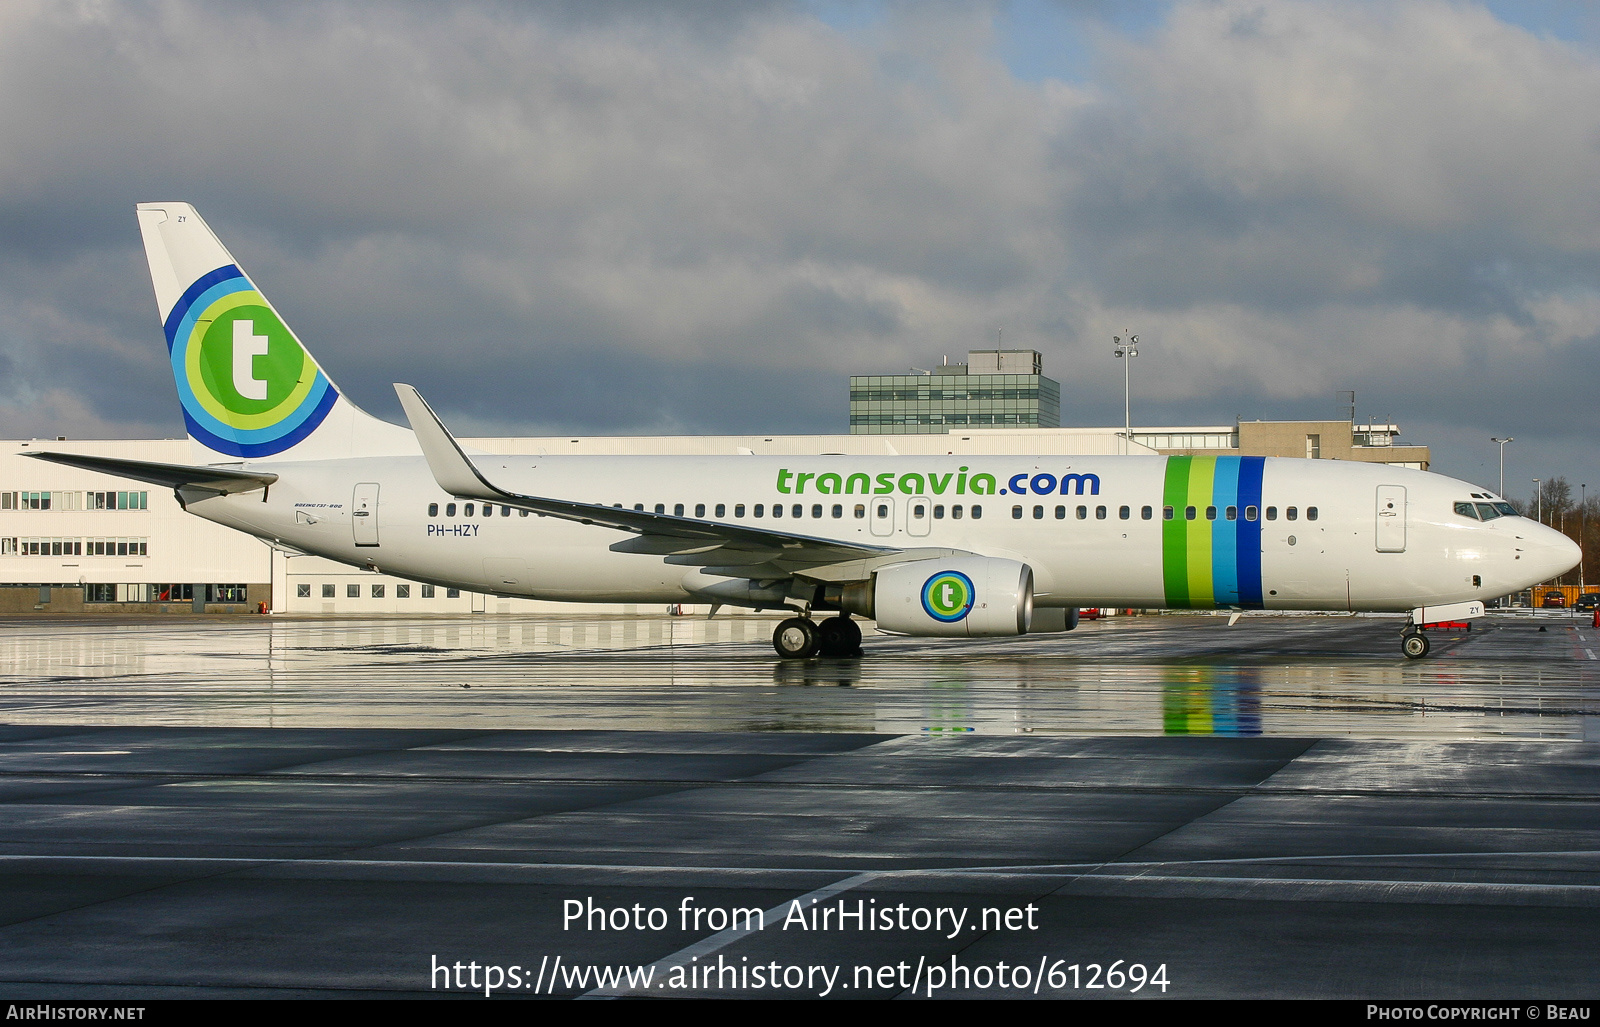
{"left": 1, "top": 0, "right": 1598, "bottom": 491}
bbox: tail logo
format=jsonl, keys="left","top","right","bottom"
{"left": 922, "top": 571, "right": 975, "bottom": 622}
{"left": 163, "top": 266, "right": 338, "bottom": 457}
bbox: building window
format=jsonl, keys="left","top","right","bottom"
{"left": 347, "top": 584, "right": 360, "bottom": 598}
{"left": 296, "top": 584, "right": 311, "bottom": 598}
{"left": 322, "top": 584, "right": 335, "bottom": 598}
{"left": 1306, "top": 434, "right": 1321, "bottom": 459}
{"left": 396, "top": 584, "right": 410, "bottom": 598}
{"left": 371, "top": 584, "right": 385, "bottom": 598}
{"left": 446, "top": 588, "right": 460, "bottom": 599}
{"left": 422, "top": 585, "right": 435, "bottom": 598}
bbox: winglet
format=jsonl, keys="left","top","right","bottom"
{"left": 394, "top": 384, "right": 500, "bottom": 500}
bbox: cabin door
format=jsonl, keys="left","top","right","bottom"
{"left": 1375, "top": 486, "right": 1406, "bottom": 553}
{"left": 353, "top": 483, "right": 380, "bottom": 547}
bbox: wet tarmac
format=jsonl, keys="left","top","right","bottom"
{"left": 0, "top": 613, "right": 1596, "bottom": 999}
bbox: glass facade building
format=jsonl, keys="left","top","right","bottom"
{"left": 849, "top": 350, "right": 1061, "bottom": 435}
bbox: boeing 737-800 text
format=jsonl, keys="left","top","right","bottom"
{"left": 24, "top": 204, "right": 1581, "bottom": 659}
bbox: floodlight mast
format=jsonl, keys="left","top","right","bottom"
{"left": 1113, "top": 332, "right": 1139, "bottom": 456}
{"left": 1490, "top": 437, "right": 1513, "bottom": 498}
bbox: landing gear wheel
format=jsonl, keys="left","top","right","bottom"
{"left": 1402, "top": 631, "right": 1430, "bottom": 659}
{"left": 816, "top": 616, "right": 863, "bottom": 657}
{"left": 773, "top": 617, "right": 819, "bottom": 659}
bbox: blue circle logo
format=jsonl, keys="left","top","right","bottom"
{"left": 921, "top": 571, "right": 975, "bottom": 622}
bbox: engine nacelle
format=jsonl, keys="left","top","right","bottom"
{"left": 872, "top": 557, "right": 1034, "bottom": 637}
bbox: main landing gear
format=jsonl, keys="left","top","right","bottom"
{"left": 772, "top": 614, "right": 862, "bottom": 659}
{"left": 1400, "top": 625, "right": 1431, "bottom": 660}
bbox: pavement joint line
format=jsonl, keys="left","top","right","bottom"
{"left": 577, "top": 871, "right": 880, "bottom": 999}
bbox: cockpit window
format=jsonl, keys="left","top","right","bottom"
{"left": 1454, "top": 502, "right": 1478, "bottom": 519}
{"left": 1474, "top": 503, "right": 1502, "bottom": 521}
{"left": 1493, "top": 502, "right": 1516, "bottom": 517}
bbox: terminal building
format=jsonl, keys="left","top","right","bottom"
{"left": 849, "top": 350, "right": 1061, "bottom": 434}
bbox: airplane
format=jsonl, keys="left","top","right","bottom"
{"left": 23, "top": 203, "right": 1582, "bottom": 660}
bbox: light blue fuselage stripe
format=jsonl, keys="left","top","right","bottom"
{"left": 1211, "top": 458, "right": 1240, "bottom": 605}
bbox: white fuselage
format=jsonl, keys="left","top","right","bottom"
{"left": 185, "top": 453, "right": 1578, "bottom": 613}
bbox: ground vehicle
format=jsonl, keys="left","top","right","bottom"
{"left": 1575, "top": 593, "right": 1600, "bottom": 611}
{"left": 1541, "top": 591, "right": 1567, "bottom": 608}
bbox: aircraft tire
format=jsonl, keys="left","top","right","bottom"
{"left": 1402, "top": 632, "right": 1430, "bottom": 659}
{"left": 773, "top": 617, "right": 820, "bottom": 659}
{"left": 816, "top": 616, "right": 862, "bottom": 657}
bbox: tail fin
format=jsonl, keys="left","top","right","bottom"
{"left": 135, "top": 202, "right": 416, "bottom": 463}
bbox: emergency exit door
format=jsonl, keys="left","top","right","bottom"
{"left": 1375, "top": 485, "right": 1406, "bottom": 552}
{"left": 353, "top": 483, "right": 380, "bottom": 547}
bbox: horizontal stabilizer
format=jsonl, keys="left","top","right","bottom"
{"left": 21, "top": 451, "right": 278, "bottom": 495}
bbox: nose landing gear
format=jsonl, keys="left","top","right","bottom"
{"left": 1401, "top": 626, "right": 1430, "bottom": 659}
{"left": 772, "top": 614, "right": 861, "bottom": 659}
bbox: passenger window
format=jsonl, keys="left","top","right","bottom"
{"left": 1055, "top": 505, "right": 1066, "bottom": 519}
{"left": 635, "top": 504, "right": 644, "bottom": 511}
{"left": 674, "top": 503, "right": 685, "bottom": 517}
{"left": 1142, "top": 506, "right": 1153, "bottom": 520}
{"left": 792, "top": 504, "right": 802, "bottom": 518}
{"left": 1205, "top": 506, "right": 1216, "bottom": 521}
{"left": 773, "top": 504, "right": 783, "bottom": 518}
{"left": 484, "top": 505, "right": 494, "bottom": 517}
{"left": 1307, "top": 507, "right": 1318, "bottom": 521}
{"left": 1266, "top": 507, "right": 1277, "bottom": 520}
{"left": 1012, "top": 506, "right": 1023, "bottom": 519}
{"left": 754, "top": 504, "right": 764, "bottom": 517}
{"left": 463, "top": 503, "right": 474, "bottom": 516}
{"left": 735, "top": 504, "right": 745, "bottom": 517}
{"left": 715, "top": 504, "right": 725, "bottom": 517}
{"left": 951, "top": 505, "right": 963, "bottom": 519}
{"left": 932, "top": 505, "right": 943, "bottom": 519}
{"left": 1185, "top": 506, "right": 1196, "bottom": 520}
{"left": 1163, "top": 506, "right": 1173, "bottom": 520}
{"left": 1287, "top": 507, "right": 1298, "bottom": 521}
{"left": 1096, "top": 506, "right": 1107, "bottom": 520}
{"left": 501, "top": 505, "right": 510, "bottom": 516}
{"left": 1245, "top": 506, "right": 1258, "bottom": 521}
{"left": 1077, "top": 506, "right": 1087, "bottom": 519}
{"left": 446, "top": 503, "right": 456, "bottom": 517}
{"left": 695, "top": 504, "right": 705, "bottom": 518}
{"left": 877, "top": 503, "right": 889, "bottom": 518}
{"left": 520, "top": 510, "right": 529, "bottom": 517}
{"left": 854, "top": 504, "right": 866, "bottom": 519}
{"left": 1120, "top": 506, "right": 1130, "bottom": 520}
{"left": 1225, "top": 506, "right": 1237, "bottom": 521}
{"left": 1033, "top": 505, "right": 1044, "bottom": 519}
{"left": 814, "top": 504, "right": 824, "bottom": 518}
{"left": 654, "top": 504, "right": 665, "bottom": 514}
{"left": 427, "top": 503, "right": 438, "bottom": 517}
{"left": 833, "top": 504, "right": 844, "bottom": 518}
{"left": 971, "top": 505, "right": 983, "bottom": 519}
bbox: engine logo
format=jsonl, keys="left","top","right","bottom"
{"left": 922, "top": 571, "right": 975, "bottom": 622}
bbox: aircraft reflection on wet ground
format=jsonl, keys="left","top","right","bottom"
{"left": 0, "top": 613, "right": 1595, "bottom": 741}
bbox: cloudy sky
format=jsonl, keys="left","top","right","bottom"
{"left": 2, "top": 0, "right": 1598, "bottom": 505}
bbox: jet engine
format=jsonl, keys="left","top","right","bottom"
{"left": 852, "top": 557, "right": 1034, "bottom": 637}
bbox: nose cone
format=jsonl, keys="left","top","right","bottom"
{"left": 1528, "top": 523, "right": 1582, "bottom": 584}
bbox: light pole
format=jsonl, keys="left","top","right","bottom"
{"left": 1490, "top": 437, "right": 1513, "bottom": 498}
{"left": 1113, "top": 333, "right": 1138, "bottom": 455}
{"left": 1582, "top": 483, "right": 1588, "bottom": 599}
{"left": 1534, "top": 479, "right": 1541, "bottom": 525}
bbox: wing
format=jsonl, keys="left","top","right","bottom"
{"left": 393, "top": 384, "right": 935, "bottom": 578}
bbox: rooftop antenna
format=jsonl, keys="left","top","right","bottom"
{"left": 1339, "top": 390, "right": 1355, "bottom": 424}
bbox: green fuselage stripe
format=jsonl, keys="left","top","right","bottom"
{"left": 1162, "top": 457, "right": 1192, "bottom": 607}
